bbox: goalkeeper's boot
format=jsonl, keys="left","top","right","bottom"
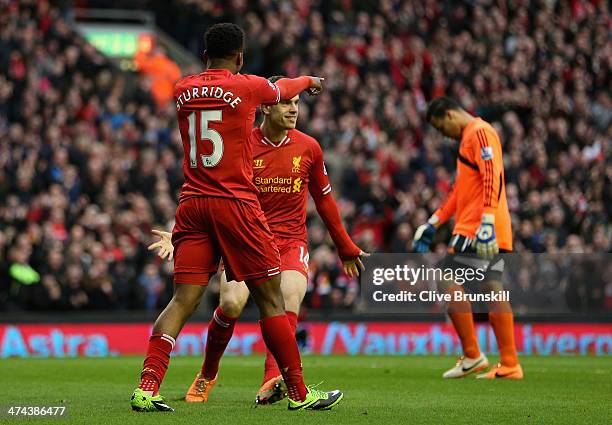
{"left": 442, "top": 353, "right": 489, "bottom": 378}
{"left": 287, "top": 386, "right": 343, "bottom": 411}
{"left": 131, "top": 388, "right": 174, "bottom": 412}
{"left": 477, "top": 363, "right": 523, "bottom": 380}
{"left": 255, "top": 375, "right": 287, "bottom": 405}
{"left": 185, "top": 373, "right": 217, "bottom": 402}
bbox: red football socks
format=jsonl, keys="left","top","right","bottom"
{"left": 201, "top": 307, "right": 238, "bottom": 380}
{"left": 262, "top": 311, "right": 298, "bottom": 385}
{"left": 139, "top": 333, "right": 175, "bottom": 395}
{"left": 259, "top": 314, "right": 307, "bottom": 402}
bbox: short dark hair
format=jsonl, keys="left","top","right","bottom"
{"left": 204, "top": 23, "right": 244, "bottom": 59}
{"left": 267, "top": 75, "right": 286, "bottom": 83}
{"left": 426, "top": 96, "right": 462, "bottom": 122}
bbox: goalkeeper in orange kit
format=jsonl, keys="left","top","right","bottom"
{"left": 413, "top": 97, "right": 523, "bottom": 380}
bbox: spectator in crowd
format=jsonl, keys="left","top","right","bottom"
{"left": 137, "top": 262, "right": 164, "bottom": 310}
{"left": 134, "top": 45, "right": 182, "bottom": 108}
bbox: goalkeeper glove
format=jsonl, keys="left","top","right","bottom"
{"left": 412, "top": 216, "right": 439, "bottom": 253}
{"left": 473, "top": 213, "right": 499, "bottom": 259}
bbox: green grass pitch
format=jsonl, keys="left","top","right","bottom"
{"left": 1, "top": 355, "right": 610, "bottom": 425}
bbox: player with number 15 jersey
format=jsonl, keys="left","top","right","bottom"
{"left": 149, "top": 80, "right": 364, "bottom": 406}
{"left": 172, "top": 67, "right": 319, "bottom": 285}
{"left": 132, "top": 23, "right": 341, "bottom": 413}
{"left": 176, "top": 70, "right": 279, "bottom": 202}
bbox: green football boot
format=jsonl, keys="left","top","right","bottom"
{"left": 287, "top": 386, "right": 343, "bottom": 411}
{"left": 131, "top": 388, "right": 174, "bottom": 412}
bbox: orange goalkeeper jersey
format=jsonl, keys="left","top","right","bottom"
{"left": 434, "top": 117, "right": 512, "bottom": 250}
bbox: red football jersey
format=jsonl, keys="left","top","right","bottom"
{"left": 251, "top": 127, "right": 331, "bottom": 242}
{"left": 174, "top": 69, "right": 280, "bottom": 202}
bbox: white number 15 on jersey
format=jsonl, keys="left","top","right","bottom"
{"left": 188, "top": 110, "right": 224, "bottom": 168}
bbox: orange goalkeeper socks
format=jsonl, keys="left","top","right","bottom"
{"left": 448, "top": 312, "right": 481, "bottom": 359}
{"left": 447, "top": 286, "right": 481, "bottom": 359}
{"left": 489, "top": 311, "right": 519, "bottom": 367}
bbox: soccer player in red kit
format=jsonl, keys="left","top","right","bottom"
{"left": 149, "top": 76, "right": 366, "bottom": 405}
{"left": 131, "top": 23, "right": 343, "bottom": 412}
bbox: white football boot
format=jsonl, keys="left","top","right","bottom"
{"left": 442, "top": 353, "right": 489, "bottom": 378}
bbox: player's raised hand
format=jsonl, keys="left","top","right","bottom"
{"left": 307, "top": 77, "right": 325, "bottom": 96}
{"left": 148, "top": 229, "right": 174, "bottom": 261}
{"left": 343, "top": 250, "right": 370, "bottom": 277}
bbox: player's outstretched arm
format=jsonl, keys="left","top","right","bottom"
{"left": 310, "top": 184, "right": 368, "bottom": 277}
{"left": 312, "top": 193, "right": 363, "bottom": 255}
{"left": 307, "top": 143, "right": 366, "bottom": 276}
{"left": 254, "top": 75, "right": 324, "bottom": 105}
{"left": 148, "top": 229, "right": 174, "bottom": 261}
{"left": 275, "top": 76, "right": 324, "bottom": 99}
{"left": 314, "top": 192, "right": 368, "bottom": 277}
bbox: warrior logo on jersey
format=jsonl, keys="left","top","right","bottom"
{"left": 292, "top": 156, "right": 301, "bottom": 173}
{"left": 254, "top": 159, "right": 265, "bottom": 169}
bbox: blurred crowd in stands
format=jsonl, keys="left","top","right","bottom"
{"left": 0, "top": 0, "right": 610, "bottom": 313}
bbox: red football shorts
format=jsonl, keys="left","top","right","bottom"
{"left": 276, "top": 237, "right": 309, "bottom": 278}
{"left": 218, "top": 238, "right": 309, "bottom": 280}
{"left": 172, "top": 197, "right": 280, "bottom": 285}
